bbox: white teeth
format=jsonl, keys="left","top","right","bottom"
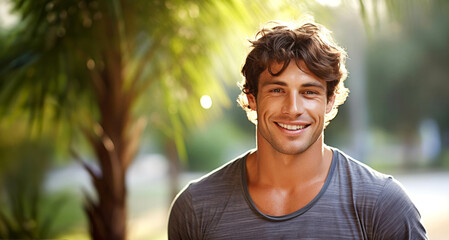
{"left": 277, "top": 123, "right": 307, "bottom": 130}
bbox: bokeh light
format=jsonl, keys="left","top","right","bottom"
{"left": 200, "top": 95, "right": 212, "bottom": 109}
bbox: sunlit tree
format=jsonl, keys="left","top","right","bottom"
{"left": 0, "top": 0, "right": 254, "bottom": 239}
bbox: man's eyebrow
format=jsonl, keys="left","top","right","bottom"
{"left": 261, "top": 80, "right": 288, "bottom": 87}
{"left": 301, "top": 82, "right": 325, "bottom": 90}
{"left": 261, "top": 80, "right": 326, "bottom": 90}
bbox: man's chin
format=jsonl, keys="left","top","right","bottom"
{"left": 271, "top": 143, "right": 309, "bottom": 156}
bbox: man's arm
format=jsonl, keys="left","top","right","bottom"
{"left": 168, "top": 186, "right": 200, "bottom": 240}
{"left": 371, "top": 178, "right": 427, "bottom": 240}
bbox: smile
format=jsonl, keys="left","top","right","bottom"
{"left": 276, "top": 122, "right": 310, "bottom": 131}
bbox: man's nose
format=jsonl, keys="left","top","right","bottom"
{"left": 282, "top": 92, "right": 304, "bottom": 116}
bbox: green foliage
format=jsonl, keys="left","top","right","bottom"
{"left": 185, "top": 116, "right": 254, "bottom": 171}
{"left": 0, "top": 128, "right": 69, "bottom": 239}
{"left": 439, "top": 150, "right": 449, "bottom": 169}
{"left": 366, "top": 0, "right": 449, "bottom": 134}
{"left": 0, "top": 0, "right": 269, "bottom": 161}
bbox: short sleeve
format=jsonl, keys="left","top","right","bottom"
{"left": 168, "top": 185, "right": 200, "bottom": 240}
{"left": 371, "top": 177, "right": 427, "bottom": 240}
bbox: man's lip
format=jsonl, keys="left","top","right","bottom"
{"left": 275, "top": 121, "right": 310, "bottom": 125}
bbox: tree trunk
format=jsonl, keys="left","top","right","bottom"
{"left": 81, "top": 42, "right": 144, "bottom": 239}
{"left": 77, "top": 3, "right": 151, "bottom": 238}
{"left": 82, "top": 111, "right": 145, "bottom": 240}
{"left": 83, "top": 105, "right": 130, "bottom": 240}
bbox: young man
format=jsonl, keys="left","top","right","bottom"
{"left": 168, "top": 19, "right": 427, "bottom": 239}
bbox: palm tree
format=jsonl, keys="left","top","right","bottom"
{"left": 0, "top": 0, "right": 252, "bottom": 239}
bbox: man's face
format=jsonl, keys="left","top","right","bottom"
{"left": 247, "top": 60, "right": 335, "bottom": 155}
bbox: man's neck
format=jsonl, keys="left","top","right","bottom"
{"left": 247, "top": 133, "right": 333, "bottom": 189}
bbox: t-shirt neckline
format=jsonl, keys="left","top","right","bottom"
{"left": 241, "top": 149, "right": 338, "bottom": 221}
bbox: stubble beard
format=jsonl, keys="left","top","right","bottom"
{"left": 257, "top": 127, "right": 322, "bottom": 156}
{"left": 257, "top": 118, "right": 325, "bottom": 156}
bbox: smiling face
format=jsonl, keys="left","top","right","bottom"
{"left": 247, "top": 60, "right": 335, "bottom": 156}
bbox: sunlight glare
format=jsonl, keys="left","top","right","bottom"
{"left": 200, "top": 95, "right": 212, "bottom": 109}
{"left": 315, "top": 0, "right": 342, "bottom": 7}
{"left": 0, "top": 0, "right": 19, "bottom": 28}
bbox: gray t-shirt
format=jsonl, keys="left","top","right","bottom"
{"left": 168, "top": 148, "right": 427, "bottom": 239}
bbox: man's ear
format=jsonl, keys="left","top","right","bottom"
{"left": 326, "top": 94, "right": 336, "bottom": 114}
{"left": 247, "top": 93, "right": 257, "bottom": 111}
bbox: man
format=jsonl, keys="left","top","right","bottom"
{"left": 168, "top": 19, "right": 427, "bottom": 239}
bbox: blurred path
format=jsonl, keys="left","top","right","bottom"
{"left": 395, "top": 171, "right": 449, "bottom": 240}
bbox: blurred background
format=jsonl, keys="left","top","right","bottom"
{"left": 0, "top": 0, "right": 448, "bottom": 239}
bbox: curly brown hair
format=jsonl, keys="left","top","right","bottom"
{"left": 238, "top": 19, "right": 349, "bottom": 126}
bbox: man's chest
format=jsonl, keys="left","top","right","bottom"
{"left": 200, "top": 200, "right": 368, "bottom": 240}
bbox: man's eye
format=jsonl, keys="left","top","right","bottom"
{"left": 304, "top": 90, "right": 317, "bottom": 95}
{"left": 270, "top": 89, "right": 282, "bottom": 93}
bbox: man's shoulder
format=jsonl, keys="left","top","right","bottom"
{"left": 330, "top": 147, "right": 403, "bottom": 204}
{"left": 331, "top": 147, "right": 417, "bottom": 211}
{"left": 332, "top": 147, "right": 392, "bottom": 186}
{"left": 331, "top": 148, "right": 427, "bottom": 239}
